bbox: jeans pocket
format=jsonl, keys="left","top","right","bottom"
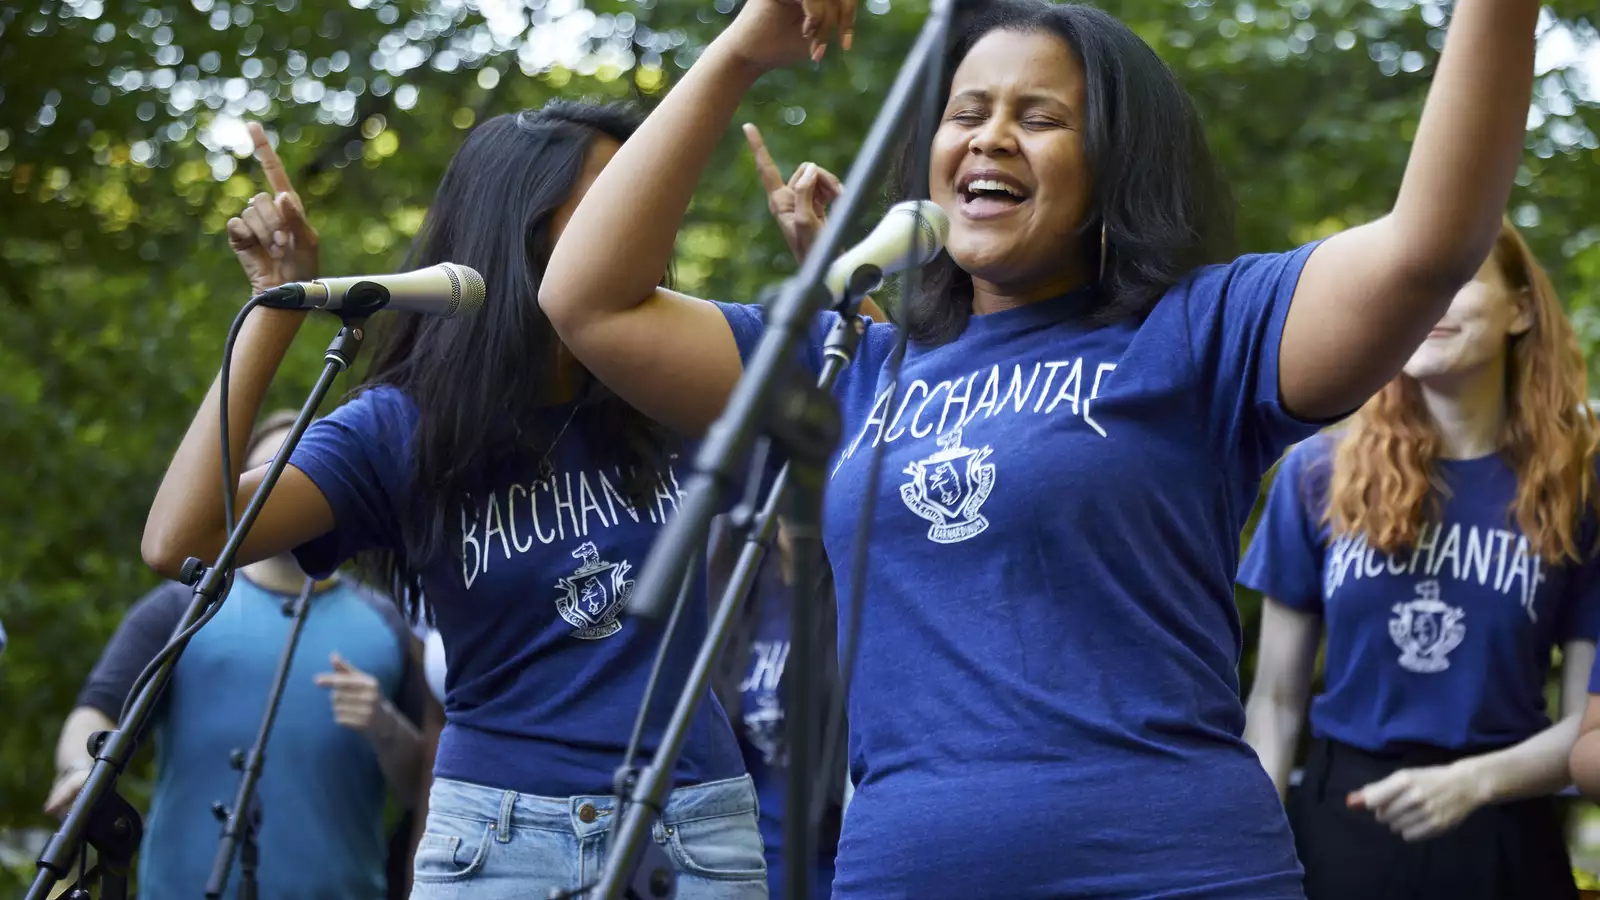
{"left": 661, "top": 811, "right": 766, "bottom": 882}
{"left": 413, "top": 818, "right": 494, "bottom": 883}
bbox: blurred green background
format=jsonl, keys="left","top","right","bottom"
{"left": 2, "top": 0, "right": 1599, "bottom": 889}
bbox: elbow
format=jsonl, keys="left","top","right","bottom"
{"left": 1386, "top": 214, "right": 1499, "bottom": 301}
{"left": 1571, "top": 732, "right": 1600, "bottom": 799}
{"left": 537, "top": 276, "right": 583, "bottom": 340}
{"left": 141, "top": 518, "right": 195, "bottom": 581}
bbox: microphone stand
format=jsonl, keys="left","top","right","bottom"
{"left": 27, "top": 307, "right": 379, "bottom": 900}
{"left": 205, "top": 576, "right": 317, "bottom": 899}
{"left": 588, "top": 4, "right": 954, "bottom": 897}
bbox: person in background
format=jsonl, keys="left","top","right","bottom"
{"left": 708, "top": 516, "right": 846, "bottom": 900}
{"left": 538, "top": 0, "right": 1541, "bottom": 892}
{"left": 140, "top": 102, "right": 871, "bottom": 899}
{"left": 1241, "top": 219, "right": 1599, "bottom": 899}
{"left": 46, "top": 410, "right": 428, "bottom": 899}
{"left": 708, "top": 123, "right": 869, "bottom": 899}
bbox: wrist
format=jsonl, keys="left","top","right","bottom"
{"left": 362, "top": 697, "right": 402, "bottom": 743}
{"left": 702, "top": 35, "right": 770, "bottom": 88}
{"left": 1451, "top": 756, "right": 1497, "bottom": 806}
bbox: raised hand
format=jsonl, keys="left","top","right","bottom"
{"left": 315, "top": 652, "right": 395, "bottom": 740}
{"left": 720, "top": 0, "right": 856, "bottom": 71}
{"left": 745, "top": 123, "right": 843, "bottom": 265}
{"left": 226, "top": 122, "right": 319, "bottom": 295}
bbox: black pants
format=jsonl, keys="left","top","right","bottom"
{"left": 1290, "top": 738, "right": 1577, "bottom": 900}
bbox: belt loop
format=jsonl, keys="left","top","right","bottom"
{"left": 496, "top": 790, "right": 515, "bottom": 843}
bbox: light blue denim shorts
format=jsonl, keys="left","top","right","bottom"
{"left": 410, "top": 774, "right": 767, "bottom": 900}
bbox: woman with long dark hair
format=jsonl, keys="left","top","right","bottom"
{"left": 1240, "top": 219, "right": 1600, "bottom": 899}
{"left": 144, "top": 102, "right": 775, "bottom": 899}
{"left": 537, "top": 0, "right": 1543, "bottom": 894}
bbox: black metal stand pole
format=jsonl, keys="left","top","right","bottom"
{"left": 781, "top": 446, "right": 827, "bottom": 900}
{"left": 27, "top": 318, "right": 370, "bottom": 900}
{"left": 206, "top": 576, "right": 317, "bottom": 898}
{"left": 590, "top": 4, "right": 953, "bottom": 896}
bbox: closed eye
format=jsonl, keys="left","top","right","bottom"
{"left": 947, "top": 111, "right": 986, "bottom": 125}
{"left": 1023, "top": 117, "right": 1064, "bottom": 129}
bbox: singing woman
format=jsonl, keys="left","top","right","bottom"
{"left": 537, "top": 0, "right": 1543, "bottom": 894}
{"left": 144, "top": 104, "right": 771, "bottom": 899}
{"left": 1240, "top": 219, "right": 1599, "bottom": 900}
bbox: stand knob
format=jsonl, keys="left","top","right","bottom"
{"left": 180, "top": 557, "right": 206, "bottom": 585}
{"left": 230, "top": 749, "right": 246, "bottom": 770}
{"left": 212, "top": 803, "right": 229, "bottom": 822}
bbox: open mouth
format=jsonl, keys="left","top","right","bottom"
{"left": 957, "top": 171, "right": 1030, "bottom": 218}
{"left": 1427, "top": 326, "right": 1459, "bottom": 339}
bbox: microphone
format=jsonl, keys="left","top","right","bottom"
{"left": 255, "top": 263, "right": 486, "bottom": 319}
{"left": 823, "top": 200, "right": 950, "bottom": 303}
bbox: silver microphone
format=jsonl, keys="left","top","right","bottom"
{"left": 823, "top": 200, "right": 951, "bottom": 301}
{"left": 257, "top": 262, "right": 486, "bottom": 318}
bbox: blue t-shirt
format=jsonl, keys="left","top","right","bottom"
{"left": 717, "top": 243, "right": 1320, "bottom": 899}
{"left": 78, "top": 576, "right": 418, "bottom": 900}
{"left": 289, "top": 386, "right": 744, "bottom": 797}
{"left": 1238, "top": 433, "right": 1600, "bottom": 753}
{"left": 739, "top": 556, "right": 838, "bottom": 900}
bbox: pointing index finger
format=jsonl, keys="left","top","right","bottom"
{"left": 248, "top": 121, "right": 295, "bottom": 196}
{"left": 742, "top": 123, "right": 786, "bottom": 196}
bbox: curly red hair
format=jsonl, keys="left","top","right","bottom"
{"left": 1323, "top": 219, "right": 1599, "bottom": 562}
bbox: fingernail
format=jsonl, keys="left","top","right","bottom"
{"left": 812, "top": 44, "right": 827, "bottom": 63}
{"left": 843, "top": 31, "right": 853, "bottom": 51}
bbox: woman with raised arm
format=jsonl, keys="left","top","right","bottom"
{"left": 538, "top": 0, "right": 1543, "bottom": 894}
{"left": 1239, "top": 219, "right": 1599, "bottom": 900}
{"left": 140, "top": 103, "right": 859, "bottom": 899}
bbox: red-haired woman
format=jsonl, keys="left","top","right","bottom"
{"left": 1240, "top": 220, "right": 1600, "bottom": 900}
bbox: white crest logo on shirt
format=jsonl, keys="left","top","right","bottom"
{"left": 1388, "top": 580, "right": 1466, "bottom": 674}
{"left": 900, "top": 427, "right": 995, "bottom": 544}
{"left": 743, "top": 694, "right": 785, "bottom": 766}
{"left": 554, "top": 542, "right": 632, "bottom": 640}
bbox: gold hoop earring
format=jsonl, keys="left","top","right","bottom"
{"left": 1098, "top": 223, "right": 1108, "bottom": 284}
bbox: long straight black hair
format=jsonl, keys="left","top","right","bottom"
{"left": 896, "top": 0, "right": 1236, "bottom": 344}
{"left": 360, "top": 100, "right": 676, "bottom": 621}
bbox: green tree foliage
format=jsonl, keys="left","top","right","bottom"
{"left": 1, "top": 0, "right": 1597, "bottom": 879}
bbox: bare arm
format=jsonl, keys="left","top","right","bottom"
{"left": 1567, "top": 647, "right": 1600, "bottom": 799}
{"left": 1359, "top": 640, "right": 1594, "bottom": 840}
{"left": 1455, "top": 640, "right": 1593, "bottom": 803}
{"left": 142, "top": 126, "right": 335, "bottom": 578}
{"left": 1242, "top": 598, "right": 1321, "bottom": 799}
{"left": 316, "top": 651, "right": 424, "bottom": 806}
{"left": 1277, "top": 0, "right": 1538, "bottom": 420}
{"left": 540, "top": 1, "right": 853, "bottom": 435}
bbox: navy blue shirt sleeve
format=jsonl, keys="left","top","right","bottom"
{"left": 1237, "top": 440, "right": 1328, "bottom": 614}
{"left": 1180, "top": 242, "right": 1324, "bottom": 474}
{"left": 76, "top": 582, "right": 190, "bottom": 718}
{"left": 1557, "top": 512, "right": 1600, "bottom": 646}
{"left": 288, "top": 387, "right": 413, "bottom": 578}
{"left": 714, "top": 301, "right": 850, "bottom": 375}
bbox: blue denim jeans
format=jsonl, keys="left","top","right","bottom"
{"left": 410, "top": 775, "right": 768, "bottom": 900}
